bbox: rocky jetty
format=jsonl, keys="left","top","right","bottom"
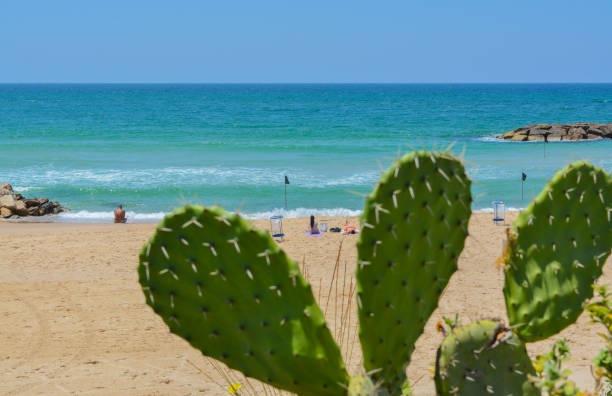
{"left": 497, "top": 123, "right": 612, "bottom": 141}
{"left": 0, "top": 183, "right": 68, "bottom": 219}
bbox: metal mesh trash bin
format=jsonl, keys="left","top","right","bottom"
{"left": 492, "top": 201, "right": 505, "bottom": 225}
{"left": 270, "top": 215, "right": 284, "bottom": 240}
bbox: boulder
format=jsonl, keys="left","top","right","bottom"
{"left": 0, "top": 183, "right": 13, "bottom": 196}
{"left": 23, "top": 199, "right": 41, "bottom": 208}
{"left": 548, "top": 126, "right": 566, "bottom": 137}
{"left": 36, "top": 197, "right": 49, "bottom": 205}
{"left": 510, "top": 134, "right": 529, "bottom": 141}
{"left": 599, "top": 124, "right": 612, "bottom": 138}
{"left": 587, "top": 127, "right": 604, "bottom": 136}
{"left": 1, "top": 207, "right": 12, "bottom": 218}
{"left": 27, "top": 206, "right": 40, "bottom": 216}
{"left": 14, "top": 200, "right": 29, "bottom": 216}
{"left": 530, "top": 129, "right": 549, "bottom": 136}
{"left": 567, "top": 127, "right": 586, "bottom": 139}
{"left": 0, "top": 194, "right": 17, "bottom": 210}
{"left": 40, "top": 202, "right": 54, "bottom": 215}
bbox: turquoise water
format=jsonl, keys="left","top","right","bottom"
{"left": 1, "top": 84, "right": 611, "bottom": 221}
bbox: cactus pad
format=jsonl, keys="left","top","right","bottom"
{"left": 138, "top": 205, "right": 348, "bottom": 395}
{"left": 504, "top": 161, "right": 612, "bottom": 342}
{"left": 356, "top": 151, "right": 472, "bottom": 391}
{"left": 435, "top": 320, "right": 538, "bottom": 396}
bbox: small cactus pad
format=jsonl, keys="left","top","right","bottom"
{"left": 138, "top": 205, "right": 348, "bottom": 396}
{"left": 435, "top": 320, "right": 538, "bottom": 396}
{"left": 504, "top": 161, "right": 612, "bottom": 342}
{"left": 356, "top": 151, "right": 471, "bottom": 391}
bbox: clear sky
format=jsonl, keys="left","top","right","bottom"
{"left": 1, "top": 1, "right": 611, "bottom": 83}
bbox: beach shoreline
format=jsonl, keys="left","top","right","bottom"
{"left": 1, "top": 212, "right": 610, "bottom": 395}
{"left": 0, "top": 207, "right": 519, "bottom": 224}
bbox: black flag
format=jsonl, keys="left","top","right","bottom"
{"left": 522, "top": 172, "right": 527, "bottom": 181}
{"left": 285, "top": 175, "right": 290, "bottom": 185}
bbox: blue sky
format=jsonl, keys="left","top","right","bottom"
{"left": 1, "top": 1, "right": 610, "bottom": 83}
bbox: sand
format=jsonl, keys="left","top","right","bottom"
{"left": 1, "top": 213, "right": 611, "bottom": 395}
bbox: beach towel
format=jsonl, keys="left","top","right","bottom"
{"left": 304, "top": 230, "right": 325, "bottom": 237}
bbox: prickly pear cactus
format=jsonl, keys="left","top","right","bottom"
{"left": 356, "top": 151, "right": 472, "bottom": 391}
{"left": 504, "top": 161, "right": 612, "bottom": 342}
{"left": 435, "top": 320, "right": 538, "bottom": 396}
{"left": 138, "top": 205, "right": 349, "bottom": 396}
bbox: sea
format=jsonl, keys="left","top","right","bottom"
{"left": 1, "top": 84, "right": 611, "bottom": 222}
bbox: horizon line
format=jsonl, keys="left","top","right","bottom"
{"left": 1, "top": 81, "right": 612, "bottom": 85}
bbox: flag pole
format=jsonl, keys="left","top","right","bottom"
{"left": 284, "top": 175, "right": 289, "bottom": 210}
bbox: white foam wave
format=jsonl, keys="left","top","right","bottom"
{"left": 54, "top": 207, "right": 363, "bottom": 222}
{"left": 12, "top": 186, "right": 40, "bottom": 192}
{"left": 47, "top": 206, "right": 519, "bottom": 222}
{"left": 7, "top": 167, "right": 379, "bottom": 188}
{"left": 475, "top": 135, "right": 503, "bottom": 142}
{"left": 241, "top": 207, "right": 362, "bottom": 220}
{"left": 58, "top": 210, "right": 166, "bottom": 222}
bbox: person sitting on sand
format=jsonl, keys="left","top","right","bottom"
{"left": 308, "top": 215, "right": 320, "bottom": 234}
{"left": 114, "top": 205, "right": 127, "bottom": 223}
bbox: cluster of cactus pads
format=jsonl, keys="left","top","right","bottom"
{"left": 436, "top": 161, "right": 612, "bottom": 395}
{"left": 138, "top": 150, "right": 612, "bottom": 395}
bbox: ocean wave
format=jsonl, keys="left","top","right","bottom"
{"left": 11, "top": 186, "right": 41, "bottom": 192}
{"left": 5, "top": 167, "right": 379, "bottom": 189}
{"left": 58, "top": 210, "right": 166, "bottom": 222}
{"left": 54, "top": 207, "right": 363, "bottom": 222}
{"left": 241, "top": 207, "right": 362, "bottom": 220}
{"left": 475, "top": 135, "right": 503, "bottom": 142}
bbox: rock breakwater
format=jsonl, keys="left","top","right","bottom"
{"left": 497, "top": 123, "right": 612, "bottom": 141}
{"left": 0, "top": 183, "right": 68, "bottom": 219}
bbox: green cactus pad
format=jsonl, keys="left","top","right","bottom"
{"left": 435, "top": 320, "right": 538, "bottom": 396}
{"left": 356, "top": 151, "right": 472, "bottom": 391}
{"left": 504, "top": 161, "right": 612, "bottom": 342}
{"left": 138, "top": 205, "right": 348, "bottom": 396}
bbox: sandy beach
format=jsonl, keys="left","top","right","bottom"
{"left": 1, "top": 212, "right": 611, "bottom": 395}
